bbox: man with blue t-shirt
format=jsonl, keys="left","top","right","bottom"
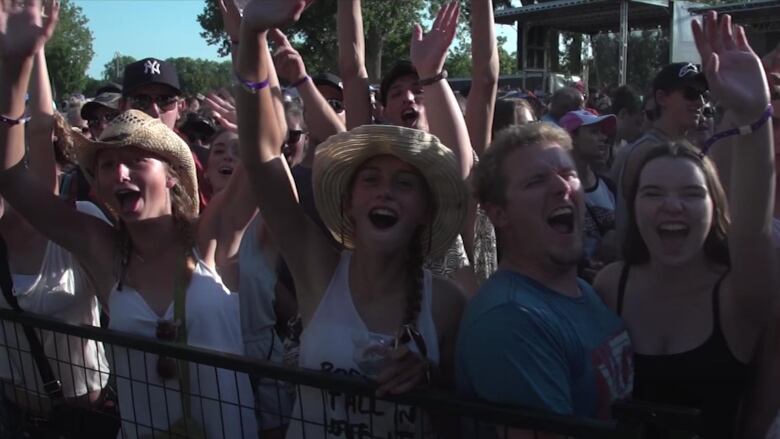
{"left": 457, "top": 123, "right": 633, "bottom": 437}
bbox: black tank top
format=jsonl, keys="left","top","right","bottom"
{"left": 617, "top": 265, "right": 749, "bottom": 438}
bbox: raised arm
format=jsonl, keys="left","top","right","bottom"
{"left": 236, "top": 0, "right": 338, "bottom": 321}
{"left": 0, "top": 0, "right": 115, "bottom": 289}
{"left": 27, "top": 48, "right": 58, "bottom": 193}
{"left": 270, "top": 29, "right": 345, "bottom": 142}
{"left": 465, "top": 0, "right": 499, "bottom": 157}
{"left": 410, "top": 1, "right": 473, "bottom": 178}
{"left": 337, "top": 0, "right": 372, "bottom": 129}
{"left": 693, "top": 13, "right": 777, "bottom": 322}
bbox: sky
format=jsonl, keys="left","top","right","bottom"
{"left": 75, "top": 0, "right": 519, "bottom": 80}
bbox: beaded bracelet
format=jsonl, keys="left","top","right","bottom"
{"left": 700, "top": 104, "right": 774, "bottom": 157}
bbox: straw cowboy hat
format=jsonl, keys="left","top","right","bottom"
{"left": 313, "top": 124, "right": 467, "bottom": 258}
{"left": 73, "top": 109, "right": 199, "bottom": 218}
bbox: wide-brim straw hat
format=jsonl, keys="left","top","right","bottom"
{"left": 313, "top": 125, "right": 467, "bottom": 258}
{"left": 73, "top": 109, "right": 199, "bottom": 218}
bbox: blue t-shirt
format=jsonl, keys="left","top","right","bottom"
{"left": 540, "top": 113, "right": 559, "bottom": 125}
{"left": 456, "top": 270, "right": 633, "bottom": 419}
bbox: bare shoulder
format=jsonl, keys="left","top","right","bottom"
{"left": 593, "top": 261, "right": 626, "bottom": 312}
{"left": 431, "top": 275, "right": 468, "bottom": 333}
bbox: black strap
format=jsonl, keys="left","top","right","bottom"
{"left": 616, "top": 263, "right": 631, "bottom": 316}
{"left": 0, "top": 236, "right": 64, "bottom": 400}
{"left": 710, "top": 270, "right": 730, "bottom": 337}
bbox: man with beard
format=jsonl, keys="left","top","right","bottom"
{"left": 456, "top": 123, "right": 633, "bottom": 433}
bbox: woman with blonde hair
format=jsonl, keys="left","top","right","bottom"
{"left": 0, "top": 2, "right": 256, "bottom": 437}
{"left": 234, "top": 1, "right": 467, "bottom": 437}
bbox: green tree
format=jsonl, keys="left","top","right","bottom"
{"left": 102, "top": 54, "right": 137, "bottom": 84}
{"left": 446, "top": 35, "right": 518, "bottom": 78}
{"left": 165, "top": 57, "right": 232, "bottom": 95}
{"left": 45, "top": 0, "right": 94, "bottom": 97}
{"left": 199, "top": 0, "right": 423, "bottom": 82}
{"left": 199, "top": 0, "right": 518, "bottom": 82}
{"left": 82, "top": 77, "right": 103, "bottom": 97}
{"left": 589, "top": 29, "right": 668, "bottom": 92}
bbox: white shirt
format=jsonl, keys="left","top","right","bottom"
{"left": 0, "top": 201, "right": 110, "bottom": 398}
{"left": 108, "top": 254, "right": 257, "bottom": 439}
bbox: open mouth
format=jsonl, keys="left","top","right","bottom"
{"left": 217, "top": 165, "right": 233, "bottom": 176}
{"left": 656, "top": 222, "right": 689, "bottom": 248}
{"left": 368, "top": 207, "right": 399, "bottom": 230}
{"left": 401, "top": 109, "right": 419, "bottom": 126}
{"left": 547, "top": 206, "right": 575, "bottom": 234}
{"left": 115, "top": 188, "right": 142, "bottom": 213}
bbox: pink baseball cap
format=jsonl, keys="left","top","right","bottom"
{"left": 559, "top": 110, "right": 617, "bottom": 136}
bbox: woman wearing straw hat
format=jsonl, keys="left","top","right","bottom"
{"left": 0, "top": 3, "right": 256, "bottom": 438}
{"left": 234, "top": 1, "right": 467, "bottom": 437}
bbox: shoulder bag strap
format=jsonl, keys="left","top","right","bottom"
{"left": 0, "top": 236, "right": 64, "bottom": 400}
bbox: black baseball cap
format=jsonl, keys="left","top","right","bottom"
{"left": 95, "top": 82, "right": 122, "bottom": 95}
{"left": 380, "top": 60, "right": 418, "bottom": 106}
{"left": 80, "top": 92, "right": 121, "bottom": 120}
{"left": 312, "top": 73, "right": 343, "bottom": 92}
{"left": 652, "top": 62, "right": 708, "bottom": 92}
{"left": 122, "top": 58, "right": 181, "bottom": 97}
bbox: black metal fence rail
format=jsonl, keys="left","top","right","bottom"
{"left": 0, "top": 309, "right": 697, "bottom": 438}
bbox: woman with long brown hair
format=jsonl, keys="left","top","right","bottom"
{"left": 595, "top": 12, "right": 776, "bottom": 438}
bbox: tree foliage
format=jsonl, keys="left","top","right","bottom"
{"left": 589, "top": 29, "right": 669, "bottom": 92}
{"left": 446, "top": 35, "right": 518, "bottom": 78}
{"left": 45, "top": 0, "right": 94, "bottom": 97}
{"left": 165, "top": 57, "right": 233, "bottom": 95}
{"left": 199, "top": 0, "right": 478, "bottom": 82}
{"left": 102, "top": 54, "right": 137, "bottom": 84}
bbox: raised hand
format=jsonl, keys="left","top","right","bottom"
{"left": 410, "top": 1, "right": 459, "bottom": 78}
{"left": 240, "top": 0, "right": 310, "bottom": 34}
{"left": 692, "top": 11, "right": 769, "bottom": 125}
{"left": 269, "top": 29, "right": 307, "bottom": 84}
{"left": 217, "top": 0, "right": 241, "bottom": 43}
{"left": 0, "top": 0, "right": 60, "bottom": 61}
{"left": 204, "top": 92, "right": 238, "bottom": 132}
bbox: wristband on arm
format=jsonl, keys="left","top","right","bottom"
{"left": 0, "top": 113, "right": 31, "bottom": 127}
{"left": 234, "top": 73, "right": 270, "bottom": 94}
{"left": 700, "top": 104, "right": 774, "bottom": 157}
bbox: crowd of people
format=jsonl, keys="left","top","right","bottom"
{"left": 0, "top": 0, "right": 778, "bottom": 438}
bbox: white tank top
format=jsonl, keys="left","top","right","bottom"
{"left": 108, "top": 254, "right": 257, "bottom": 439}
{"left": 286, "top": 251, "right": 439, "bottom": 439}
{"left": 238, "top": 214, "right": 279, "bottom": 361}
{"left": 0, "top": 201, "right": 110, "bottom": 398}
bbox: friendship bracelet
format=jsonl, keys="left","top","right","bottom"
{"left": 0, "top": 113, "right": 31, "bottom": 127}
{"left": 700, "top": 104, "right": 774, "bottom": 157}
{"left": 290, "top": 75, "right": 310, "bottom": 88}
{"left": 418, "top": 69, "right": 448, "bottom": 87}
{"left": 234, "top": 73, "right": 270, "bottom": 94}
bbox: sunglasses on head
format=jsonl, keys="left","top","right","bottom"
{"left": 129, "top": 94, "right": 179, "bottom": 112}
{"left": 87, "top": 112, "right": 120, "bottom": 128}
{"left": 327, "top": 98, "right": 344, "bottom": 114}
{"left": 155, "top": 319, "right": 180, "bottom": 380}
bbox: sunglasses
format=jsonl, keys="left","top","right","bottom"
{"left": 679, "top": 86, "right": 708, "bottom": 102}
{"left": 155, "top": 319, "right": 180, "bottom": 380}
{"left": 287, "top": 129, "right": 304, "bottom": 145}
{"left": 129, "top": 94, "right": 179, "bottom": 113}
{"left": 87, "top": 112, "right": 120, "bottom": 128}
{"left": 327, "top": 98, "right": 344, "bottom": 114}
